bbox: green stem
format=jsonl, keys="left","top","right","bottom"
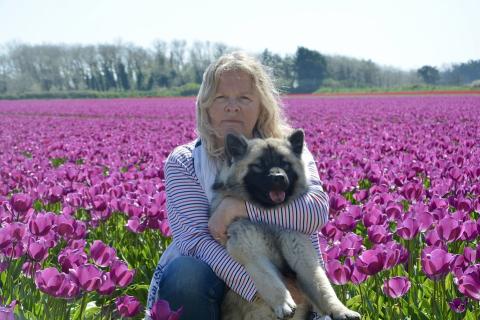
{"left": 375, "top": 276, "right": 382, "bottom": 317}
{"left": 78, "top": 293, "right": 88, "bottom": 320}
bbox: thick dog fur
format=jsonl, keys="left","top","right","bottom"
{"left": 210, "top": 130, "right": 361, "bottom": 320}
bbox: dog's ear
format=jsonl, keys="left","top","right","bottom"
{"left": 225, "top": 133, "right": 248, "bottom": 162}
{"left": 288, "top": 129, "right": 304, "bottom": 157}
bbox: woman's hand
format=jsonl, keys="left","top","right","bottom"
{"left": 208, "top": 196, "right": 248, "bottom": 245}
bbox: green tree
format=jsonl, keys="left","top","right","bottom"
{"left": 116, "top": 62, "right": 130, "bottom": 90}
{"left": 293, "top": 47, "right": 327, "bottom": 93}
{"left": 417, "top": 65, "right": 440, "bottom": 85}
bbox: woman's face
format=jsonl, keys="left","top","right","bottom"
{"left": 208, "top": 70, "right": 261, "bottom": 145}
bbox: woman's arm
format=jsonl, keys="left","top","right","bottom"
{"left": 245, "top": 146, "right": 329, "bottom": 235}
{"left": 164, "top": 148, "right": 257, "bottom": 302}
{"left": 208, "top": 146, "right": 329, "bottom": 241}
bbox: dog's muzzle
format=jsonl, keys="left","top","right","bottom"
{"left": 268, "top": 167, "right": 289, "bottom": 203}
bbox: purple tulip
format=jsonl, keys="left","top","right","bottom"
{"left": 10, "top": 193, "right": 32, "bottom": 213}
{"left": 0, "top": 299, "right": 17, "bottom": 320}
{"left": 449, "top": 167, "right": 463, "bottom": 181}
{"left": 380, "top": 241, "right": 408, "bottom": 269}
{"left": 126, "top": 216, "right": 146, "bottom": 233}
{"left": 396, "top": 217, "right": 420, "bottom": 240}
{"left": 0, "top": 261, "right": 9, "bottom": 273}
{"left": 324, "top": 180, "right": 344, "bottom": 194}
{"left": 110, "top": 260, "right": 135, "bottom": 287}
{"left": 367, "top": 225, "right": 391, "bottom": 244}
{"left": 448, "top": 298, "right": 466, "bottom": 313}
{"left": 401, "top": 182, "right": 423, "bottom": 202}
{"left": 321, "top": 221, "right": 343, "bottom": 241}
{"left": 371, "top": 192, "right": 393, "bottom": 206}
{"left": 70, "top": 264, "right": 102, "bottom": 291}
{"left": 325, "top": 245, "right": 342, "bottom": 260}
{"left": 353, "top": 189, "right": 368, "bottom": 202}
{"left": 48, "top": 185, "right": 64, "bottom": 202}
{"left": 97, "top": 272, "right": 116, "bottom": 295}
{"left": 115, "top": 295, "right": 141, "bottom": 317}
{"left": 421, "top": 246, "right": 455, "bottom": 280}
{"left": 27, "top": 239, "right": 49, "bottom": 261}
{"left": 65, "top": 193, "right": 83, "bottom": 207}
{"left": 58, "top": 248, "right": 88, "bottom": 273}
{"left": 55, "top": 214, "right": 76, "bottom": 236}
{"left": 67, "top": 239, "right": 87, "bottom": 250}
{"left": 55, "top": 275, "right": 80, "bottom": 299}
{"left": 0, "top": 226, "right": 12, "bottom": 251}
{"left": 463, "top": 247, "right": 477, "bottom": 265}
{"left": 347, "top": 205, "right": 363, "bottom": 220}
{"left": 437, "top": 215, "right": 463, "bottom": 243}
{"left": 425, "top": 229, "right": 443, "bottom": 247}
{"left": 385, "top": 203, "right": 402, "bottom": 220}
{"left": 28, "top": 212, "right": 55, "bottom": 236}
{"left": 92, "top": 195, "right": 108, "bottom": 211}
{"left": 383, "top": 276, "right": 411, "bottom": 298}
{"left": 362, "top": 206, "right": 386, "bottom": 227}
{"left": 90, "top": 240, "right": 116, "bottom": 267}
{"left": 456, "top": 264, "right": 480, "bottom": 301}
{"left": 326, "top": 259, "right": 351, "bottom": 285}
{"left": 460, "top": 220, "right": 478, "bottom": 241}
{"left": 415, "top": 210, "right": 434, "bottom": 232}
{"left": 21, "top": 261, "right": 41, "bottom": 277}
{"left": 335, "top": 211, "right": 357, "bottom": 232}
{"left": 355, "top": 248, "right": 385, "bottom": 275}
{"left": 345, "top": 257, "right": 368, "bottom": 284}
{"left": 329, "top": 194, "right": 348, "bottom": 213}
{"left": 35, "top": 267, "right": 66, "bottom": 297}
{"left": 455, "top": 197, "right": 472, "bottom": 212}
{"left": 339, "top": 232, "right": 363, "bottom": 257}
{"left": 148, "top": 299, "right": 183, "bottom": 320}
{"left": 71, "top": 220, "right": 87, "bottom": 239}
{"left": 429, "top": 197, "right": 448, "bottom": 211}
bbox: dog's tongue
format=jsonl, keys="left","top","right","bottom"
{"left": 269, "top": 191, "right": 286, "bottom": 204}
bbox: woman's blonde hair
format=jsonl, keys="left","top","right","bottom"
{"left": 196, "top": 51, "right": 292, "bottom": 158}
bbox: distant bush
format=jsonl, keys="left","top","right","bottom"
{"left": 0, "top": 85, "right": 200, "bottom": 100}
{"left": 470, "top": 80, "right": 480, "bottom": 88}
{"left": 321, "top": 78, "right": 343, "bottom": 89}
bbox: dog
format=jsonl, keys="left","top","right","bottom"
{"left": 210, "top": 129, "right": 361, "bottom": 320}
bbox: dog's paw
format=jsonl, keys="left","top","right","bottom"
{"left": 330, "top": 309, "right": 361, "bottom": 320}
{"left": 272, "top": 298, "right": 296, "bottom": 319}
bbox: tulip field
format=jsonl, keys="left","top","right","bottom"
{"left": 1, "top": 93, "right": 480, "bottom": 319}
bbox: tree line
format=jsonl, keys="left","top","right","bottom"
{"left": 0, "top": 40, "right": 478, "bottom": 96}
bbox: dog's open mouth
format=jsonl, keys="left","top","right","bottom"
{"left": 268, "top": 190, "right": 286, "bottom": 204}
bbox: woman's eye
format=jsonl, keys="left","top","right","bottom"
{"left": 240, "top": 96, "right": 251, "bottom": 102}
{"left": 215, "top": 96, "right": 225, "bottom": 100}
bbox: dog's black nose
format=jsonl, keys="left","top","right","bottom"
{"left": 269, "top": 167, "right": 289, "bottom": 189}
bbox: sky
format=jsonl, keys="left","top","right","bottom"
{"left": 1, "top": 0, "right": 479, "bottom": 70}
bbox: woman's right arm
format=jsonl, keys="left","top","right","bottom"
{"left": 164, "top": 147, "right": 258, "bottom": 302}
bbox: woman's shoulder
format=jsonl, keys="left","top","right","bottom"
{"left": 164, "top": 139, "right": 198, "bottom": 170}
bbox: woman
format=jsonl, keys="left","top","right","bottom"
{"left": 146, "top": 52, "right": 330, "bottom": 320}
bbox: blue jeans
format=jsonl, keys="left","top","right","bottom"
{"left": 152, "top": 256, "right": 226, "bottom": 320}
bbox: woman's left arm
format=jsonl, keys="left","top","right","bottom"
{"left": 245, "top": 146, "right": 329, "bottom": 235}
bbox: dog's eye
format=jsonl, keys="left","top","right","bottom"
{"left": 250, "top": 164, "right": 263, "bottom": 173}
{"left": 281, "top": 162, "right": 291, "bottom": 170}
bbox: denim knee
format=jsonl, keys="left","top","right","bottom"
{"left": 156, "top": 256, "right": 226, "bottom": 319}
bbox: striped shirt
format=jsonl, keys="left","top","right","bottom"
{"left": 165, "top": 140, "right": 329, "bottom": 302}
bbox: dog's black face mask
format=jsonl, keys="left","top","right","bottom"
{"left": 243, "top": 146, "right": 299, "bottom": 207}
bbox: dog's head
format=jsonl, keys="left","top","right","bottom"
{"left": 213, "top": 129, "right": 307, "bottom": 208}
